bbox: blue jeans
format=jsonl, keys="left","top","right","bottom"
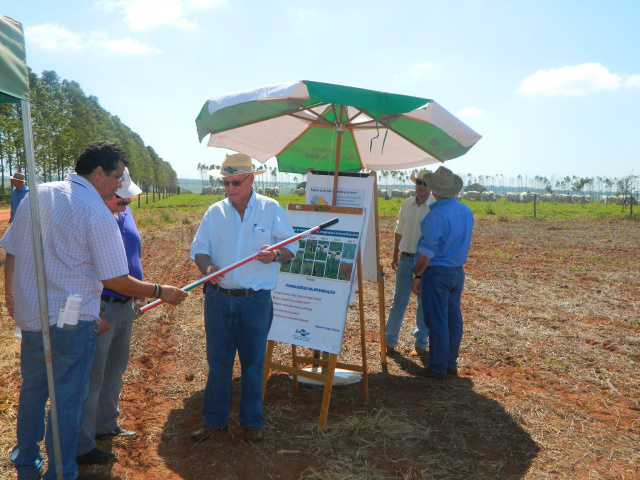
{"left": 202, "top": 287, "right": 273, "bottom": 429}
{"left": 12, "top": 320, "right": 98, "bottom": 480}
{"left": 78, "top": 299, "right": 134, "bottom": 455}
{"left": 421, "top": 266, "right": 465, "bottom": 375}
{"left": 385, "top": 254, "right": 428, "bottom": 350}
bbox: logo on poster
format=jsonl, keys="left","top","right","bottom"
{"left": 293, "top": 328, "right": 311, "bottom": 341}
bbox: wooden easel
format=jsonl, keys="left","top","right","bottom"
{"left": 262, "top": 250, "right": 368, "bottom": 426}
{"left": 262, "top": 202, "right": 369, "bottom": 426}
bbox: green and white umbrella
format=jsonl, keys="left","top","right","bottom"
{"left": 195, "top": 80, "right": 481, "bottom": 174}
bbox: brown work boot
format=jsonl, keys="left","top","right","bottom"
{"left": 244, "top": 427, "right": 264, "bottom": 443}
{"left": 190, "top": 425, "right": 228, "bottom": 443}
{"left": 410, "top": 347, "right": 426, "bottom": 357}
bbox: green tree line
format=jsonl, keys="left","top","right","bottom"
{"left": 0, "top": 69, "right": 177, "bottom": 194}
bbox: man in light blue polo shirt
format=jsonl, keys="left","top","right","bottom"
{"left": 190, "top": 153, "right": 297, "bottom": 444}
{"left": 411, "top": 166, "right": 474, "bottom": 380}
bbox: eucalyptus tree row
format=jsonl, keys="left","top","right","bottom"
{"left": 0, "top": 69, "right": 177, "bottom": 194}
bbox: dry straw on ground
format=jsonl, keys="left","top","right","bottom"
{"left": 0, "top": 214, "right": 639, "bottom": 479}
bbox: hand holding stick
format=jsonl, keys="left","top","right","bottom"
{"left": 139, "top": 217, "right": 339, "bottom": 314}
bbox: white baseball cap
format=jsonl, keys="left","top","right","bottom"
{"left": 115, "top": 167, "right": 142, "bottom": 198}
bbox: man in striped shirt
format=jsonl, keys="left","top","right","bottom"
{"left": 2, "top": 141, "right": 187, "bottom": 480}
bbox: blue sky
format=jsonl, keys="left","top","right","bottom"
{"left": 3, "top": 0, "right": 639, "bottom": 181}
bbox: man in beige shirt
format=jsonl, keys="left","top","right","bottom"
{"left": 385, "top": 169, "right": 435, "bottom": 356}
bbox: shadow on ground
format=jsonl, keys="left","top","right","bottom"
{"left": 154, "top": 368, "right": 539, "bottom": 479}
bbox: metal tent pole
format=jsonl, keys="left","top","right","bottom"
{"left": 21, "top": 99, "right": 64, "bottom": 480}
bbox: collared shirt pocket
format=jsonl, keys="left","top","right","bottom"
{"left": 251, "top": 225, "right": 272, "bottom": 252}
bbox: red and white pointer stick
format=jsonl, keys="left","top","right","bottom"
{"left": 139, "top": 217, "right": 339, "bottom": 314}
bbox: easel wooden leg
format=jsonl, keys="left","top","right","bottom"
{"left": 378, "top": 264, "right": 388, "bottom": 366}
{"left": 291, "top": 344, "right": 298, "bottom": 394}
{"left": 318, "top": 353, "right": 338, "bottom": 427}
{"left": 262, "top": 340, "right": 275, "bottom": 399}
{"left": 356, "top": 253, "right": 369, "bottom": 404}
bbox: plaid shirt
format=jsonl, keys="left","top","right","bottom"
{"left": 1, "top": 174, "right": 129, "bottom": 331}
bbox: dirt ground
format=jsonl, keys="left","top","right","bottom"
{"left": 1, "top": 213, "right": 639, "bottom": 479}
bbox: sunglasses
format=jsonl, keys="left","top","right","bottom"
{"left": 222, "top": 175, "right": 250, "bottom": 187}
{"left": 108, "top": 170, "right": 126, "bottom": 183}
{"left": 415, "top": 180, "right": 426, "bottom": 186}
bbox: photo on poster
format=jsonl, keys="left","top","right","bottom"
{"left": 315, "top": 241, "right": 329, "bottom": 261}
{"left": 279, "top": 257, "right": 292, "bottom": 273}
{"left": 289, "top": 249, "right": 304, "bottom": 274}
{"left": 301, "top": 260, "right": 313, "bottom": 276}
{"left": 338, "top": 260, "right": 354, "bottom": 281}
{"left": 304, "top": 239, "right": 317, "bottom": 260}
{"left": 312, "top": 261, "right": 326, "bottom": 277}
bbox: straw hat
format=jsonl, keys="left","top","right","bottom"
{"left": 423, "top": 166, "right": 463, "bottom": 197}
{"left": 209, "top": 153, "right": 265, "bottom": 178}
{"left": 115, "top": 167, "right": 142, "bottom": 198}
{"left": 10, "top": 172, "right": 26, "bottom": 182}
{"left": 410, "top": 169, "right": 430, "bottom": 184}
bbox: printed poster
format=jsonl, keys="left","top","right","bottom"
{"left": 305, "top": 172, "right": 378, "bottom": 283}
{"left": 268, "top": 205, "right": 365, "bottom": 354}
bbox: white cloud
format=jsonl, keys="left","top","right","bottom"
{"left": 457, "top": 106, "right": 485, "bottom": 118}
{"left": 393, "top": 62, "right": 434, "bottom": 80}
{"left": 187, "top": 0, "right": 226, "bottom": 8}
{"left": 515, "top": 63, "right": 636, "bottom": 96}
{"left": 125, "top": 0, "right": 193, "bottom": 30}
{"left": 410, "top": 62, "right": 433, "bottom": 77}
{"left": 25, "top": 24, "right": 85, "bottom": 51}
{"left": 624, "top": 75, "right": 640, "bottom": 87}
{"left": 98, "top": 0, "right": 221, "bottom": 30}
{"left": 105, "top": 37, "right": 160, "bottom": 54}
{"left": 25, "top": 23, "right": 158, "bottom": 55}
{"left": 295, "top": 9, "right": 317, "bottom": 20}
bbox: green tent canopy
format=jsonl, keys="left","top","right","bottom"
{"left": 0, "top": 15, "right": 29, "bottom": 104}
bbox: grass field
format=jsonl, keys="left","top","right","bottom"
{"left": 130, "top": 192, "right": 639, "bottom": 223}
{"left": 1, "top": 192, "right": 639, "bottom": 479}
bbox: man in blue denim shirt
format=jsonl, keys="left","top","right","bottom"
{"left": 384, "top": 169, "right": 434, "bottom": 357}
{"left": 411, "top": 166, "right": 473, "bottom": 380}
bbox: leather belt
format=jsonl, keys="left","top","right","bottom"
{"left": 211, "top": 284, "right": 260, "bottom": 297}
{"left": 101, "top": 295, "right": 132, "bottom": 303}
{"left": 400, "top": 252, "right": 415, "bottom": 258}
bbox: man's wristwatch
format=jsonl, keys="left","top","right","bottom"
{"left": 273, "top": 250, "right": 280, "bottom": 262}
{"left": 413, "top": 273, "right": 422, "bottom": 279}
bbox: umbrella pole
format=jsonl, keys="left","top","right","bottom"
{"left": 331, "top": 111, "right": 343, "bottom": 205}
{"left": 324, "top": 118, "right": 342, "bottom": 374}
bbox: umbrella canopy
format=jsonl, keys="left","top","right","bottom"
{"left": 196, "top": 80, "right": 481, "bottom": 174}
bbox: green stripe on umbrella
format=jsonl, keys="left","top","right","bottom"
{"left": 196, "top": 80, "right": 481, "bottom": 173}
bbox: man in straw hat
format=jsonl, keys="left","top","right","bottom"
{"left": 9, "top": 171, "right": 29, "bottom": 224}
{"left": 384, "top": 169, "right": 435, "bottom": 357}
{"left": 410, "top": 166, "right": 474, "bottom": 380}
{"left": 190, "top": 152, "right": 298, "bottom": 444}
{"left": 77, "top": 167, "right": 144, "bottom": 466}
